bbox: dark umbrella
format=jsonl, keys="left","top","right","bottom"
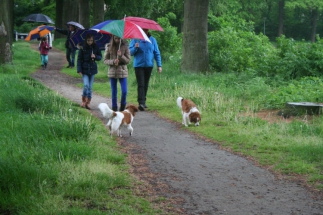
{"left": 22, "top": 13, "right": 55, "bottom": 24}
{"left": 69, "top": 29, "right": 111, "bottom": 50}
{"left": 66, "top": 21, "right": 85, "bottom": 30}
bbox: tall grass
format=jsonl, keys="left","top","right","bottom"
{"left": 0, "top": 41, "right": 164, "bottom": 214}
{"left": 3, "top": 39, "right": 321, "bottom": 214}
{"left": 89, "top": 43, "right": 323, "bottom": 191}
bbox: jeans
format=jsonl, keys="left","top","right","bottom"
{"left": 40, "top": 54, "right": 48, "bottom": 65}
{"left": 82, "top": 74, "right": 95, "bottom": 99}
{"left": 110, "top": 78, "right": 127, "bottom": 108}
{"left": 66, "top": 47, "right": 76, "bottom": 67}
{"left": 135, "top": 67, "right": 153, "bottom": 105}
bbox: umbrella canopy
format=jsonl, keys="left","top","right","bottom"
{"left": 66, "top": 21, "right": 85, "bottom": 30}
{"left": 25, "top": 25, "right": 54, "bottom": 41}
{"left": 97, "top": 19, "right": 150, "bottom": 42}
{"left": 22, "top": 13, "right": 55, "bottom": 24}
{"left": 124, "top": 16, "right": 164, "bottom": 31}
{"left": 69, "top": 29, "right": 111, "bottom": 50}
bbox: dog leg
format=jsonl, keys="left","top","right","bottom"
{"left": 128, "top": 125, "right": 133, "bottom": 136}
{"left": 106, "top": 120, "right": 112, "bottom": 131}
{"left": 117, "top": 129, "right": 123, "bottom": 137}
{"left": 183, "top": 114, "right": 188, "bottom": 127}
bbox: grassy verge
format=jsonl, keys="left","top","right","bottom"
{"left": 2, "top": 38, "right": 322, "bottom": 214}
{"left": 56, "top": 38, "right": 323, "bottom": 190}
{"left": 0, "top": 41, "right": 164, "bottom": 214}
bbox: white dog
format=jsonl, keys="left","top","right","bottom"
{"left": 176, "top": 97, "right": 201, "bottom": 126}
{"left": 98, "top": 103, "right": 138, "bottom": 137}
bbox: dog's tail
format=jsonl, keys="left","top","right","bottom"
{"left": 176, "top": 97, "right": 183, "bottom": 108}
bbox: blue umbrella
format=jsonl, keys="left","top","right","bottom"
{"left": 91, "top": 20, "right": 114, "bottom": 30}
{"left": 69, "top": 29, "right": 111, "bottom": 50}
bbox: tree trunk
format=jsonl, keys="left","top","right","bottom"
{"left": 0, "top": 0, "right": 13, "bottom": 64}
{"left": 79, "top": 0, "right": 90, "bottom": 28}
{"left": 310, "top": 8, "right": 318, "bottom": 43}
{"left": 64, "top": 0, "right": 79, "bottom": 26}
{"left": 181, "top": 0, "right": 209, "bottom": 73}
{"left": 55, "top": 0, "right": 64, "bottom": 39}
{"left": 278, "top": 0, "right": 284, "bottom": 37}
{"left": 92, "top": 0, "right": 105, "bottom": 26}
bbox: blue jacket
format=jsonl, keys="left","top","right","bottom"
{"left": 77, "top": 43, "right": 102, "bottom": 75}
{"left": 129, "top": 35, "right": 162, "bottom": 68}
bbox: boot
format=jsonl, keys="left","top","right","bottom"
{"left": 80, "top": 96, "right": 86, "bottom": 108}
{"left": 85, "top": 98, "right": 91, "bottom": 110}
{"left": 119, "top": 104, "right": 126, "bottom": 111}
{"left": 112, "top": 106, "right": 118, "bottom": 111}
{"left": 42, "top": 65, "right": 45, "bottom": 70}
{"left": 44, "top": 63, "right": 47, "bottom": 69}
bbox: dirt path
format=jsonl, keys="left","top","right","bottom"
{"left": 30, "top": 44, "right": 323, "bottom": 215}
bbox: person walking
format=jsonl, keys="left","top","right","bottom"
{"left": 103, "top": 35, "right": 131, "bottom": 111}
{"left": 129, "top": 29, "right": 162, "bottom": 111}
{"left": 55, "top": 24, "right": 77, "bottom": 68}
{"left": 39, "top": 36, "right": 50, "bottom": 70}
{"left": 77, "top": 34, "right": 102, "bottom": 109}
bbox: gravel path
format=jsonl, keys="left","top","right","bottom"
{"left": 31, "top": 44, "right": 323, "bottom": 215}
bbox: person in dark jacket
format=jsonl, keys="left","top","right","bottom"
{"left": 77, "top": 34, "right": 102, "bottom": 109}
{"left": 55, "top": 25, "right": 77, "bottom": 68}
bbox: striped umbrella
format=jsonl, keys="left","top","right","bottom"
{"left": 25, "top": 25, "right": 54, "bottom": 41}
{"left": 96, "top": 19, "right": 150, "bottom": 42}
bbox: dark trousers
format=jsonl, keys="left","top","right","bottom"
{"left": 135, "top": 67, "right": 153, "bottom": 105}
{"left": 66, "top": 47, "right": 76, "bottom": 67}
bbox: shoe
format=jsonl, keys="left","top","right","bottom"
{"left": 66, "top": 65, "right": 71, "bottom": 68}
{"left": 70, "top": 66, "right": 74, "bottom": 69}
{"left": 138, "top": 104, "right": 145, "bottom": 111}
{"left": 144, "top": 104, "right": 148, "bottom": 108}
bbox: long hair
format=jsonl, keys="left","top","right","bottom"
{"left": 109, "top": 35, "right": 127, "bottom": 55}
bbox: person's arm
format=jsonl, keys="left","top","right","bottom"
{"left": 77, "top": 49, "right": 83, "bottom": 74}
{"left": 129, "top": 39, "right": 139, "bottom": 56}
{"left": 48, "top": 33, "right": 52, "bottom": 48}
{"left": 55, "top": 28, "right": 68, "bottom": 36}
{"left": 94, "top": 47, "right": 102, "bottom": 61}
{"left": 152, "top": 37, "right": 162, "bottom": 73}
{"left": 119, "top": 44, "right": 131, "bottom": 65}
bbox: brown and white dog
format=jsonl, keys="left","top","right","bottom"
{"left": 176, "top": 97, "right": 201, "bottom": 127}
{"left": 98, "top": 103, "right": 139, "bottom": 137}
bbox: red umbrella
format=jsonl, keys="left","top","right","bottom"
{"left": 124, "top": 16, "right": 164, "bottom": 31}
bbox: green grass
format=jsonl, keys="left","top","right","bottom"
{"left": 55, "top": 38, "right": 323, "bottom": 190}
{"left": 0, "top": 40, "right": 164, "bottom": 214}
{"left": 1, "top": 39, "right": 322, "bottom": 214}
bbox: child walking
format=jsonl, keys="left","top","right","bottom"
{"left": 39, "top": 36, "right": 50, "bottom": 70}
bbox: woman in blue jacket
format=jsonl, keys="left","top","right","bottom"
{"left": 77, "top": 34, "right": 102, "bottom": 109}
{"left": 129, "top": 29, "right": 162, "bottom": 111}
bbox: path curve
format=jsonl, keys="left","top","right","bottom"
{"left": 30, "top": 44, "right": 323, "bottom": 215}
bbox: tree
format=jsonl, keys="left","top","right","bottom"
{"left": 181, "top": 0, "right": 209, "bottom": 73}
{"left": 55, "top": 0, "right": 64, "bottom": 39}
{"left": 278, "top": 0, "right": 284, "bottom": 37}
{"left": 286, "top": 0, "right": 323, "bottom": 42}
{"left": 92, "top": 0, "right": 105, "bottom": 26}
{"left": 0, "top": 0, "right": 13, "bottom": 64}
{"left": 79, "top": 0, "right": 90, "bottom": 28}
